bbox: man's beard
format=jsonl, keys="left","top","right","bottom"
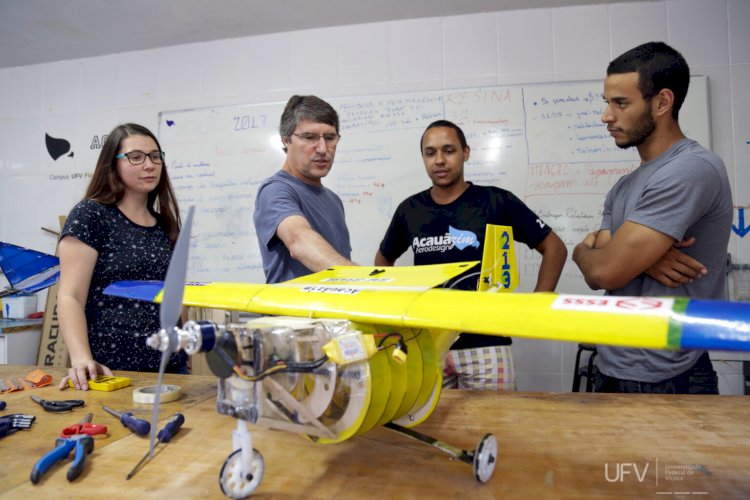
{"left": 615, "top": 108, "right": 656, "bottom": 149}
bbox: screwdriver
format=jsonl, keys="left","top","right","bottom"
{"left": 126, "top": 413, "right": 185, "bottom": 480}
{"left": 102, "top": 406, "right": 151, "bottom": 436}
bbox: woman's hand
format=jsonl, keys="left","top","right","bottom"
{"left": 59, "top": 359, "right": 113, "bottom": 390}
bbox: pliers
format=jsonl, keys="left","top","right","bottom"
{"left": 30, "top": 434, "right": 94, "bottom": 484}
{"left": 61, "top": 413, "right": 107, "bottom": 438}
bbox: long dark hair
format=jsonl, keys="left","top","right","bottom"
{"left": 84, "top": 123, "right": 181, "bottom": 243}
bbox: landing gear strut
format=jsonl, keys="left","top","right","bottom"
{"left": 384, "top": 422, "right": 497, "bottom": 483}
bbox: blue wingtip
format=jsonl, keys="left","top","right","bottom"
{"left": 104, "top": 281, "right": 165, "bottom": 302}
{"left": 680, "top": 299, "right": 750, "bottom": 350}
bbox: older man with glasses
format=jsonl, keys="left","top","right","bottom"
{"left": 253, "top": 95, "right": 355, "bottom": 284}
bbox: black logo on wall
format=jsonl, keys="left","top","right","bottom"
{"left": 45, "top": 133, "right": 74, "bottom": 160}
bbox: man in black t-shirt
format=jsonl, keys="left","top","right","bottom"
{"left": 375, "top": 120, "right": 567, "bottom": 390}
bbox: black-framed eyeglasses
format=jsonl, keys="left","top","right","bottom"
{"left": 115, "top": 150, "right": 165, "bottom": 165}
{"left": 291, "top": 132, "right": 341, "bottom": 147}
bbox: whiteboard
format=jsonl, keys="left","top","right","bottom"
{"left": 158, "top": 77, "right": 710, "bottom": 294}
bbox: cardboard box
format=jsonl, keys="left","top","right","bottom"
{"left": 1, "top": 295, "right": 38, "bottom": 319}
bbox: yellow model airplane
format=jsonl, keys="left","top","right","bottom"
{"left": 105, "top": 208, "right": 750, "bottom": 499}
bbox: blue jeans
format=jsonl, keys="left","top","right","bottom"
{"left": 593, "top": 352, "right": 718, "bottom": 395}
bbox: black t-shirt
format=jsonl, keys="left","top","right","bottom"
{"left": 61, "top": 200, "right": 187, "bottom": 372}
{"left": 378, "top": 183, "right": 551, "bottom": 349}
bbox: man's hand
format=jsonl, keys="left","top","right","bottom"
{"left": 646, "top": 237, "right": 706, "bottom": 288}
{"left": 580, "top": 230, "right": 599, "bottom": 249}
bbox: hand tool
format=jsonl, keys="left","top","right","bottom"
{"left": 0, "top": 413, "right": 35, "bottom": 438}
{"left": 102, "top": 406, "right": 150, "bottom": 436}
{"left": 0, "top": 401, "right": 6, "bottom": 411}
{"left": 126, "top": 413, "right": 185, "bottom": 480}
{"left": 30, "top": 434, "right": 94, "bottom": 484}
{"left": 61, "top": 412, "right": 108, "bottom": 438}
{"left": 68, "top": 375, "right": 132, "bottom": 391}
{"left": 30, "top": 395, "right": 85, "bottom": 412}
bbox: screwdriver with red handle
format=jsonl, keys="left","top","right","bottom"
{"left": 126, "top": 413, "right": 185, "bottom": 480}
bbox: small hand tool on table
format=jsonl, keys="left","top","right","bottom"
{"left": 102, "top": 405, "right": 150, "bottom": 435}
{"left": 30, "top": 434, "right": 95, "bottom": 484}
{"left": 0, "top": 413, "right": 35, "bottom": 438}
{"left": 30, "top": 395, "right": 85, "bottom": 412}
{"left": 61, "top": 412, "right": 108, "bottom": 438}
{"left": 126, "top": 413, "right": 185, "bottom": 479}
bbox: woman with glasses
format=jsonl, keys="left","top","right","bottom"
{"left": 57, "top": 123, "right": 188, "bottom": 390}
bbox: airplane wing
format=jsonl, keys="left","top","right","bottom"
{"left": 104, "top": 262, "right": 478, "bottom": 315}
{"left": 105, "top": 262, "right": 750, "bottom": 352}
{"left": 0, "top": 242, "right": 60, "bottom": 297}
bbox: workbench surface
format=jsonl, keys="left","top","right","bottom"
{"left": 1, "top": 365, "right": 748, "bottom": 498}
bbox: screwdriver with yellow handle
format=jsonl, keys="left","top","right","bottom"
{"left": 126, "top": 413, "right": 185, "bottom": 480}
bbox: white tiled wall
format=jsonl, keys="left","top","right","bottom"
{"left": 1, "top": 0, "right": 748, "bottom": 393}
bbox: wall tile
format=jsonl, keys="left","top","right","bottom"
{"left": 719, "top": 374, "right": 741, "bottom": 395}
{"left": 116, "top": 49, "right": 159, "bottom": 107}
{"left": 291, "top": 28, "right": 340, "bottom": 90}
{"left": 498, "top": 9, "right": 554, "bottom": 77}
{"left": 729, "top": 0, "right": 750, "bottom": 64}
{"left": 608, "top": 1, "right": 668, "bottom": 58}
{"left": 551, "top": 4, "right": 610, "bottom": 76}
{"left": 200, "top": 37, "right": 252, "bottom": 100}
{"left": 81, "top": 55, "right": 120, "bottom": 111}
{"left": 118, "top": 104, "right": 159, "bottom": 132}
{"left": 517, "top": 372, "right": 564, "bottom": 392}
{"left": 498, "top": 72, "right": 556, "bottom": 86}
{"left": 668, "top": 0, "right": 729, "bottom": 67}
{"left": 730, "top": 63, "right": 750, "bottom": 138}
{"left": 43, "top": 60, "right": 82, "bottom": 116}
{"left": 158, "top": 43, "right": 203, "bottom": 107}
{"left": 340, "top": 23, "right": 390, "bottom": 88}
{"left": 692, "top": 66, "right": 732, "bottom": 165}
{"left": 444, "top": 12, "right": 498, "bottom": 88}
{"left": 76, "top": 108, "right": 119, "bottom": 170}
{"left": 7, "top": 64, "right": 45, "bottom": 117}
{"left": 730, "top": 139, "right": 750, "bottom": 264}
{"left": 0, "top": 68, "right": 9, "bottom": 117}
{"left": 713, "top": 359, "right": 742, "bottom": 395}
{"left": 4, "top": 116, "right": 43, "bottom": 174}
{"left": 2, "top": 176, "right": 41, "bottom": 234}
{"left": 246, "top": 32, "right": 292, "bottom": 94}
{"left": 390, "top": 18, "right": 444, "bottom": 85}
{"left": 513, "top": 338, "right": 562, "bottom": 373}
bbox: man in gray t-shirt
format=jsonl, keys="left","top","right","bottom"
{"left": 573, "top": 42, "right": 731, "bottom": 394}
{"left": 254, "top": 95, "right": 354, "bottom": 284}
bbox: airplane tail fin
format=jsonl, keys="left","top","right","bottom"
{"left": 0, "top": 242, "right": 60, "bottom": 297}
{"left": 477, "top": 224, "right": 519, "bottom": 293}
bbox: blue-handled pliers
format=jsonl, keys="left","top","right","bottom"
{"left": 30, "top": 434, "right": 94, "bottom": 484}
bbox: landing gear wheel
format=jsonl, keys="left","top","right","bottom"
{"left": 219, "top": 448, "right": 265, "bottom": 499}
{"left": 473, "top": 434, "right": 497, "bottom": 483}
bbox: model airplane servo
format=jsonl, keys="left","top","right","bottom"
{"left": 100, "top": 207, "right": 750, "bottom": 499}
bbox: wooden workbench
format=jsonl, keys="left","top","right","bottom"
{"left": 1, "top": 365, "right": 748, "bottom": 498}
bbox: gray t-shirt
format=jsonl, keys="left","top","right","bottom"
{"left": 597, "top": 139, "right": 733, "bottom": 382}
{"left": 253, "top": 170, "right": 351, "bottom": 284}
